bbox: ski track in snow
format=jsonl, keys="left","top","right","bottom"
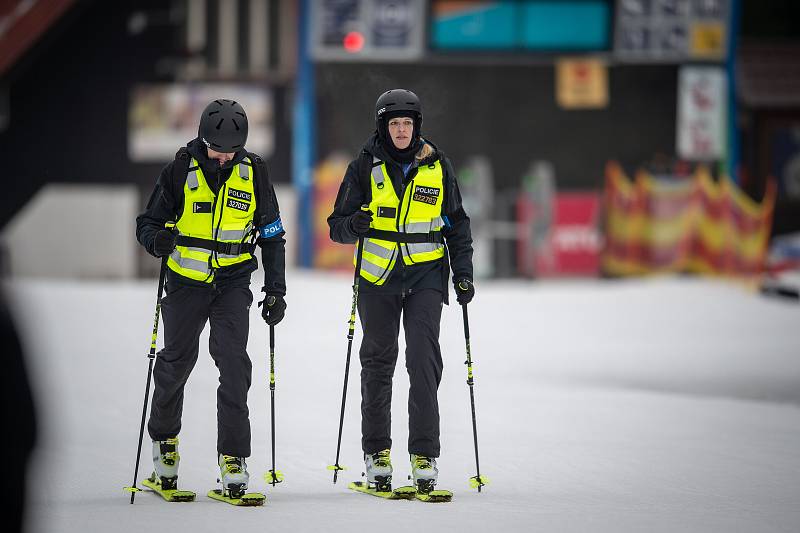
{"left": 6, "top": 271, "right": 800, "bottom": 533}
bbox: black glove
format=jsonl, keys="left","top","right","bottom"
{"left": 259, "top": 293, "right": 286, "bottom": 326}
{"left": 454, "top": 278, "right": 475, "bottom": 305}
{"left": 153, "top": 229, "right": 177, "bottom": 257}
{"left": 348, "top": 209, "right": 373, "bottom": 236}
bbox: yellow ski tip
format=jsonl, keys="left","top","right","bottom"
{"left": 123, "top": 486, "right": 142, "bottom": 493}
{"left": 327, "top": 464, "right": 347, "bottom": 471}
{"left": 263, "top": 470, "right": 285, "bottom": 483}
{"left": 469, "top": 475, "right": 490, "bottom": 489}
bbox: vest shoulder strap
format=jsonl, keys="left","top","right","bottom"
{"left": 237, "top": 155, "right": 253, "bottom": 180}
{"left": 369, "top": 155, "right": 386, "bottom": 189}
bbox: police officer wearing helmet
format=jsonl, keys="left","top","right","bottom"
{"left": 328, "top": 89, "right": 474, "bottom": 493}
{"left": 135, "top": 99, "right": 286, "bottom": 496}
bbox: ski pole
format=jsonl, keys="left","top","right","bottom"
{"left": 328, "top": 205, "right": 370, "bottom": 483}
{"left": 461, "top": 299, "right": 489, "bottom": 492}
{"left": 124, "top": 253, "right": 169, "bottom": 503}
{"left": 265, "top": 324, "right": 284, "bottom": 485}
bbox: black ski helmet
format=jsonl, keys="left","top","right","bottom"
{"left": 374, "top": 89, "right": 422, "bottom": 134}
{"left": 198, "top": 99, "right": 248, "bottom": 153}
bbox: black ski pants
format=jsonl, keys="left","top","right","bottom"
{"left": 148, "top": 281, "right": 253, "bottom": 457}
{"left": 358, "top": 288, "right": 444, "bottom": 458}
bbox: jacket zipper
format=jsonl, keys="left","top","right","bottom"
{"left": 400, "top": 178, "right": 415, "bottom": 264}
{"left": 209, "top": 172, "right": 226, "bottom": 272}
{"left": 396, "top": 176, "right": 416, "bottom": 296}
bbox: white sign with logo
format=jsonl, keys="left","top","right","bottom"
{"left": 676, "top": 66, "right": 726, "bottom": 161}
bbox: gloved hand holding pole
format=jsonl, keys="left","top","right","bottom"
{"left": 328, "top": 205, "right": 371, "bottom": 482}
{"left": 125, "top": 222, "right": 175, "bottom": 503}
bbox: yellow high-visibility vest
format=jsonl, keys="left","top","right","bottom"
{"left": 356, "top": 157, "right": 445, "bottom": 285}
{"left": 168, "top": 157, "right": 256, "bottom": 282}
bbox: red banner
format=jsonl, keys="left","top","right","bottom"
{"left": 518, "top": 192, "right": 603, "bottom": 277}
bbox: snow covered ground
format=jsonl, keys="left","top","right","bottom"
{"left": 6, "top": 270, "right": 800, "bottom": 532}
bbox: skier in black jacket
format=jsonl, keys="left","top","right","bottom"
{"left": 135, "top": 99, "right": 286, "bottom": 498}
{"left": 328, "top": 89, "right": 474, "bottom": 494}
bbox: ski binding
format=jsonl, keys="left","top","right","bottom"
{"left": 349, "top": 481, "right": 417, "bottom": 500}
{"left": 140, "top": 473, "right": 196, "bottom": 502}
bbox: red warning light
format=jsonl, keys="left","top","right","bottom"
{"left": 343, "top": 31, "right": 365, "bottom": 53}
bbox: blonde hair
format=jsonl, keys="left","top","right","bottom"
{"left": 415, "top": 140, "right": 434, "bottom": 161}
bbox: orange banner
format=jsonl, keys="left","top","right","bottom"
{"left": 312, "top": 153, "right": 353, "bottom": 271}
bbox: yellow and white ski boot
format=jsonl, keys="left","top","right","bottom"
{"left": 151, "top": 437, "right": 180, "bottom": 490}
{"left": 218, "top": 454, "right": 250, "bottom": 498}
{"left": 364, "top": 449, "right": 393, "bottom": 492}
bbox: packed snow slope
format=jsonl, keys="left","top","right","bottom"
{"left": 7, "top": 271, "right": 800, "bottom": 533}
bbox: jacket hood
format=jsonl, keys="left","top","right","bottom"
{"left": 361, "top": 132, "right": 390, "bottom": 161}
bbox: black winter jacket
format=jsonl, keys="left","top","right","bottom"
{"left": 327, "top": 134, "right": 473, "bottom": 303}
{"left": 136, "top": 138, "right": 286, "bottom": 295}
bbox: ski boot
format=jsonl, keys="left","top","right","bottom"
{"left": 410, "top": 454, "right": 438, "bottom": 494}
{"left": 364, "top": 449, "right": 393, "bottom": 492}
{"left": 151, "top": 437, "right": 180, "bottom": 490}
{"left": 218, "top": 454, "right": 250, "bottom": 498}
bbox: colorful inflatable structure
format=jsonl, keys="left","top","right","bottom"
{"left": 603, "top": 162, "right": 776, "bottom": 277}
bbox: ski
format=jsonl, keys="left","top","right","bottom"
{"left": 415, "top": 489, "right": 453, "bottom": 503}
{"left": 348, "top": 481, "right": 417, "bottom": 500}
{"left": 140, "top": 474, "right": 196, "bottom": 502}
{"left": 207, "top": 489, "right": 266, "bottom": 506}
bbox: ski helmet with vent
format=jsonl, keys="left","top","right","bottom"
{"left": 198, "top": 99, "right": 248, "bottom": 153}
{"left": 375, "top": 89, "right": 422, "bottom": 127}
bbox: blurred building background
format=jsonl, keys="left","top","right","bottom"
{"left": 0, "top": 0, "right": 798, "bottom": 282}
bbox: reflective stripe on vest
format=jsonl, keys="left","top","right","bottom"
{"left": 355, "top": 157, "right": 445, "bottom": 285}
{"left": 167, "top": 157, "right": 257, "bottom": 282}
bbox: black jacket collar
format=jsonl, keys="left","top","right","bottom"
{"left": 186, "top": 138, "right": 248, "bottom": 191}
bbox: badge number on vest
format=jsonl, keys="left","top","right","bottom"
{"left": 412, "top": 185, "right": 440, "bottom": 205}
{"left": 193, "top": 201, "right": 212, "bottom": 213}
{"left": 226, "top": 198, "right": 250, "bottom": 212}
{"left": 228, "top": 188, "right": 252, "bottom": 202}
